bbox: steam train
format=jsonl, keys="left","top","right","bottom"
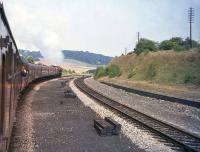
{"left": 0, "top": 3, "right": 62, "bottom": 151}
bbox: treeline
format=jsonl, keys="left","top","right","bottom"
{"left": 133, "top": 37, "right": 200, "bottom": 54}
{"left": 62, "top": 50, "right": 112, "bottom": 65}
{"left": 19, "top": 49, "right": 43, "bottom": 61}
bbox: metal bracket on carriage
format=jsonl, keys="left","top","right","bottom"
{"left": 0, "top": 35, "right": 9, "bottom": 49}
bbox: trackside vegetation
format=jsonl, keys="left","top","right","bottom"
{"left": 95, "top": 37, "right": 200, "bottom": 86}
{"left": 108, "top": 50, "right": 200, "bottom": 85}
{"left": 94, "top": 64, "right": 121, "bottom": 79}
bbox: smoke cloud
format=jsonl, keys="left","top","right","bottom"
{"left": 4, "top": 0, "right": 66, "bottom": 64}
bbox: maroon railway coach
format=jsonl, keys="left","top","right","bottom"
{"left": 0, "top": 3, "right": 62, "bottom": 151}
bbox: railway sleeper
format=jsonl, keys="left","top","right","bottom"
{"left": 94, "top": 118, "right": 121, "bottom": 136}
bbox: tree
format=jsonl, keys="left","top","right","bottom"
{"left": 26, "top": 56, "right": 34, "bottom": 64}
{"left": 134, "top": 38, "right": 157, "bottom": 54}
{"left": 170, "top": 37, "right": 184, "bottom": 46}
{"left": 159, "top": 40, "right": 174, "bottom": 50}
{"left": 159, "top": 37, "right": 185, "bottom": 51}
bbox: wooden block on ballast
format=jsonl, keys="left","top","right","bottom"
{"left": 105, "top": 117, "right": 121, "bottom": 135}
{"left": 94, "top": 123, "right": 107, "bottom": 136}
{"left": 64, "top": 90, "right": 77, "bottom": 98}
{"left": 94, "top": 119, "right": 114, "bottom": 136}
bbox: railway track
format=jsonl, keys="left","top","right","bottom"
{"left": 74, "top": 77, "right": 200, "bottom": 152}
{"left": 102, "top": 82, "right": 200, "bottom": 109}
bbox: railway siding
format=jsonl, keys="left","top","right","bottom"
{"left": 84, "top": 78, "right": 200, "bottom": 138}
{"left": 102, "top": 81, "right": 200, "bottom": 108}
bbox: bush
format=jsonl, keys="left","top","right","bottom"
{"left": 127, "top": 69, "right": 136, "bottom": 79}
{"left": 184, "top": 73, "right": 194, "bottom": 83}
{"left": 94, "top": 65, "right": 121, "bottom": 79}
{"left": 94, "top": 67, "right": 107, "bottom": 79}
{"left": 159, "top": 40, "right": 174, "bottom": 50}
{"left": 158, "top": 37, "right": 200, "bottom": 52}
{"left": 134, "top": 37, "right": 200, "bottom": 54}
{"left": 106, "top": 64, "right": 121, "bottom": 78}
{"left": 184, "top": 73, "right": 200, "bottom": 84}
{"left": 146, "top": 63, "right": 156, "bottom": 80}
{"left": 159, "top": 38, "right": 185, "bottom": 51}
{"left": 173, "top": 45, "right": 185, "bottom": 52}
{"left": 170, "top": 37, "right": 184, "bottom": 46}
{"left": 134, "top": 38, "right": 157, "bottom": 54}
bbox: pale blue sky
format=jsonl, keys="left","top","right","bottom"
{"left": 3, "top": 0, "right": 200, "bottom": 57}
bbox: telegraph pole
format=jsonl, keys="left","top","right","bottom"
{"left": 124, "top": 48, "right": 127, "bottom": 55}
{"left": 188, "top": 7, "right": 194, "bottom": 48}
{"left": 137, "top": 32, "right": 140, "bottom": 44}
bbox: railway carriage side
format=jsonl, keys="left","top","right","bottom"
{"left": 0, "top": 3, "right": 62, "bottom": 151}
{"left": 0, "top": 4, "right": 22, "bottom": 150}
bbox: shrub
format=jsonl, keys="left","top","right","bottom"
{"left": 94, "top": 65, "right": 121, "bottom": 79}
{"left": 184, "top": 73, "right": 195, "bottom": 83}
{"left": 106, "top": 64, "right": 121, "bottom": 78}
{"left": 184, "top": 73, "right": 200, "bottom": 84}
{"left": 173, "top": 45, "right": 185, "bottom": 52}
{"left": 146, "top": 63, "right": 156, "bottom": 80}
{"left": 127, "top": 69, "right": 136, "bottom": 79}
{"left": 170, "top": 37, "right": 184, "bottom": 46}
{"left": 159, "top": 40, "right": 174, "bottom": 50}
{"left": 159, "top": 38, "right": 185, "bottom": 52}
{"left": 134, "top": 38, "right": 157, "bottom": 54}
{"left": 94, "top": 67, "right": 107, "bottom": 79}
{"left": 158, "top": 37, "right": 200, "bottom": 51}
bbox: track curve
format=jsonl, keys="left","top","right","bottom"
{"left": 74, "top": 77, "right": 200, "bottom": 152}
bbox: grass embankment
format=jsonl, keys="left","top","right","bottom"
{"left": 95, "top": 50, "right": 200, "bottom": 86}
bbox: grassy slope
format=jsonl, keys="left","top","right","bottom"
{"left": 98, "top": 50, "right": 200, "bottom": 99}
{"left": 109, "top": 50, "right": 200, "bottom": 85}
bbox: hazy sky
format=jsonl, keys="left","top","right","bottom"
{"left": 3, "top": 0, "right": 200, "bottom": 57}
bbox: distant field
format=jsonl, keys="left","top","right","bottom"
{"left": 63, "top": 59, "right": 99, "bottom": 68}
{"left": 37, "top": 58, "right": 99, "bottom": 73}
